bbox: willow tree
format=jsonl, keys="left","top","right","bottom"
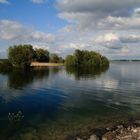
{"left": 8, "top": 44, "right": 34, "bottom": 68}
{"left": 65, "top": 49, "right": 109, "bottom": 67}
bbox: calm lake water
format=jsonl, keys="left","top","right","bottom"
{"left": 0, "top": 61, "right": 140, "bottom": 140}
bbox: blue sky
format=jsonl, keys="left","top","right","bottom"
{"left": 0, "top": 0, "right": 140, "bottom": 59}
{"left": 0, "top": 0, "right": 66, "bottom": 32}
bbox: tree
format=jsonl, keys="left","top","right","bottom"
{"left": 34, "top": 48, "right": 49, "bottom": 62}
{"left": 8, "top": 44, "right": 34, "bottom": 68}
{"left": 65, "top": 49, "right": 109, "bottom": 67}
{"left": 65, "top": 55, "right": 77, "bottom": 66}
{"left": 50, "top": 53, "right": 64, "bottom": 63}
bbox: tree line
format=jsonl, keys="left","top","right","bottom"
{"left": 0, "top": 44, "right": 109, "bottom": 69}
{"left": 8, "top": 44, "right": 64, "bottom": 68}
{"left": 65, "top": 49, "right": 109, "bottom": 68}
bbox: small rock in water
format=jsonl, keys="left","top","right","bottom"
{"left": 75, "top": 137, "right": 83, "bottom": 140}
{"left": 132, "top": 128, "right": 138, "bottom": 133}
{"left": 102, "top": 131, "right": 116, "bottom": 140}
{"left": 88, "top": 134, "right": 99, "bottom": 140}
{"left": 117, "top": 125, "right": 123, "bottom": 129}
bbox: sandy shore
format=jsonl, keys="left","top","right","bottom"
{"left": 31, "top": 62, "right": 64, "bottom": 67}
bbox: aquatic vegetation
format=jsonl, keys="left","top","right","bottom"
{"left": 8, "top": 111, "right": 24, "bottom": 123}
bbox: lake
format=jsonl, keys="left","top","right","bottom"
{"left": 0, "top": 61, "right": 140, "bottom": 140}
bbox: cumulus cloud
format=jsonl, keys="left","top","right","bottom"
{"left": 31, "top": 0, "right": 47, "bottom": 4}
{"left": 57, "top": 0, "right": 140, "bottom": 31}
{"left": 96, "top": 33, "right": 119, "bottom": 43}
{"left": 0, "top": 20, "right": 55, "bottom": 58}
{"left": 95, "top": 33, "right": 140, "bottom": 45}
{"left": 95, "top": 33, "right": 122, "bottom": 50}
{"left": 120, "top": 35, "right": 140, "bottom": 43}
{"left": 57, "top": 0, "right": 139, "bottom": 15}
{"left": 0, "top": 20, "right": 55, "bottom": 43}
{"left": 55, "top": 0, "right": 140, "bottom": 59}
{"left": 0, "top": 0, "right": 140, "bottom": 59}
{"left": 95, "top": 33, "right": 140, "bottom": 50}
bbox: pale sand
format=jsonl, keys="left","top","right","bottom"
{"left": 31, "top": 62, "right": 64, "bottom": 67}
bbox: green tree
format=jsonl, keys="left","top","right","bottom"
{"left": 8, "top": 44, "right": 34, "bottom": 68}
{"left": 34, "top": 48, "right": 49, "bottom": 62}
{"left": 50, "top": 53, "right": 64, "bottom": 63}
{"left": 101, "top": 56, "right": 109, "bottom": 67}
{"left": 65, "top": 55, "right": 77, "bottom": 66}
{"left": 65, "top": 49, "right": 109, "bottom": 67}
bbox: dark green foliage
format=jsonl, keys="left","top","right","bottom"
{"left": 65, "top": 55, "right": 77, "bottom": 66}
{"left": 0, "top": 59, "right": 13, "bottom": 72}
{"left": 34, "top": 48, "right": 49, "bottom": 62}
{"left": 65, "top": 49, "right": 109, "bottom": 68}
{"left": 101, "top": 56, "right": 109, "bottom": 67}
{"left": 66, "top": 65, "right": 109, "bottom": 80}
{"left": 50, "top": 53, "right": 64, "bottom": 63}
{"left": 8, "top": 44, "right": 34, "bottom": 68}
{"left": 7, "top": 68, "right": 49, "bottom": 89}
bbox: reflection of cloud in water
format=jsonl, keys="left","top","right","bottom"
{"left": 0, "top": 89, "right": 24, "bottom": 103}
{"left": 94, "top": 78, "right": 119, "bottom": 91}
{"left": 0, "top": 62, "right": 140, "bottom": 112}
{"left": 0, "top": 67, "right": 64, "bottom": 102}
{"left": 0, "top": 75, "right": 8, "bottom": 89}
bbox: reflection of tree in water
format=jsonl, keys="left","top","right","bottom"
{"left": 6, "top": 68, "right": 49, "bottom": 89}
{"left": 50, "top": 66, "right": 64, "bottom": 75}
{"left": 66, "top": 65, "right": 109, "bottom": 80}
{"left": 0, "top": 67, "right": 63, "bottom": 89}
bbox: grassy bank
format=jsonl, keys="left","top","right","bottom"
{"left": 31, "top": 62, "right": 64, "bottom": 67}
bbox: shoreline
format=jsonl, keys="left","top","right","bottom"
{"left": 74, "top": 119, "right": 140, "bottom": 140}
{"left": 31, "top": 62, "right": 64, "bottom": 67}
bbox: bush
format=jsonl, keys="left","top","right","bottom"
{"left": 65, "top": 49, "right": 109, "bottom": 67}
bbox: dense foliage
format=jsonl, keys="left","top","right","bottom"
{"left": 7, "top": 44, "right": 64, "bottom": 68}
{"left": 0, "top": 59, "right": 12, "bottom": 72}
{"left": 5, "top": 45, "right": 109, "bottom": 70}
{"left": 65, "top": 49, "right": 109, "bottom": 67}
{"left": 50, "top": 53, "right": 64, "bottom": 63}
{"left": 8, "top": 44, "right": 34, "bottom": 68}
{"left": 34, "top": 48, "right": 49, "bottom": 62}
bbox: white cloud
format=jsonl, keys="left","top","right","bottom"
{"left": 0, "top": 0, "right": 140, "bottom": 59}
{"left": 57, "top": 0, "right": 140, "bottom": 31}
{"left": 95, "top": 32, "right": 140, "bottom": 51}
{"left": 0, "top": 20, "right": 55, "bottom": 58}
{"left": 0, "top": 0, "right": 9, "bottom": 4}
{"left": 31, "top": 0, "right": 47, "bottom": 4}
{"left": 96, "top": 33, "right": 119, "bottom": 43}
{"left": 55, "top": 0, "right": 140, "bottom": 59}
{"left": 57, "top": 0, "right": 140, "bottom": 15}
{"left": 120, "top": 35, "right": 140, "bottom": 43}
{"left": 0, "top": 20, "right": 55, "bottom": 43}
{"left": 98, "top": 16, "right": 140, "bottom": 30}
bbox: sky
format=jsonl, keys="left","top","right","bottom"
{"left": 0, "top": 0, "right": 140, "bottom": 59}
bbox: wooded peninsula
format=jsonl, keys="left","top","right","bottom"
{"left": 0, "top": 44, "right": 109, "bottom": 71}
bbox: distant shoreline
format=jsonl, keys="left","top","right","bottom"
{"left": 111, "top": 60, "right": 140, "bottom": 61}
{"left": 31, "top": 62, "right": 64, "bottom": 67}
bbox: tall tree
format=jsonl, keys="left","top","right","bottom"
{"left": 50, "top": 53, "right": 64, "bottom": 63}
{"left": 8, "top": 44, "right": 34, "bottom": 68}
{"left": 34, "top": 48, "right": 49, "bottom": 62}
